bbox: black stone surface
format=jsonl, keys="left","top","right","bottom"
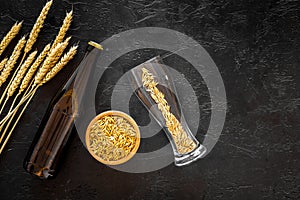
{"left": 0, "top": 0, "right": 299, "bottom": 199}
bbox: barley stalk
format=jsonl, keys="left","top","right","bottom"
{"left": 42, "top": 45, "right": 77, "bottom": 84}
{"left": 24, "top": 0, "right": 53, "bottom": 54}
{"left": 0, "top": 36, "right": 26, "bottom": 87}
{"left": 0, "top": 22, "right": 23, "bottom": 56}
{"left": 7, "top": 51, "right": 37, "bottom": 97}
{"left": 51, "top": 10, "right": 73, "bottom": 49}
{"left": 19, "top": 43, "right": 51, "bottom": 93}
{"left": 34, "top": 37, "right": 70, "bottom": 85}
{"left": 0, "top": 58, "right": 8, "bottom": 72}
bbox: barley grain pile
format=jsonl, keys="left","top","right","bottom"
{"left": 87, "top": 115, "right": 138, "bottom": 162}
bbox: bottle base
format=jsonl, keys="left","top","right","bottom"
{"left": 174, "top": 144, "right": 207, "bottom": 167}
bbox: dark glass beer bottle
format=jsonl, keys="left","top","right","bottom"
{"left": 23, "top": 45, "right": 98, "bottom": 178}
{"left": 23, "top": 68, "right": 78, "bottom": 179}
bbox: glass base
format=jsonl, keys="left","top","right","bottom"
{"left": 174, "top": 144, "right": 207, "bottom": 167}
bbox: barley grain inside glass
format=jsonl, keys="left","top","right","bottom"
{"left": 129, "top": 56, "right": 206, "bottom": 166}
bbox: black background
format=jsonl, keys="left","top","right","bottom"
{"left": 0, "top": 0, "right": 299, "bottom": 199}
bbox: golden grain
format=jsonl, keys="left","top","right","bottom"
{"left": 42, "top": 45, "right": 77, "bottom": 84}
{"left": 24, "top": 0, "right": 53, "bottom": 54}
{"left": 7, "top": 51, "right": 37, "bottom": 97}
{"left": 0, "top": 36, "right": 26, "bottom": 87}
{"left": 141, "top": 68, "right": 197, "bottom": 154}
{"left": 88, "top": 115, "right": 137, "bottom": 161}
{"left": 0, "top": 58, "right": 8, "bottom": 72}
{"left": 19, "top": 44, "right": 51, "bottom": 93}
{"left": 51, "top": 10, "right": 73, "bottom": 49}
{"left": 0, "top": 22, "right": 23, "bottom": 56}
{"left": 34, "top": 37, "right": 71, "bottom": 85}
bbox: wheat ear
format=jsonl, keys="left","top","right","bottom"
{"left": 24, "top": 0, "right": 53, "bottom": 54}
{"left": 0, "top": 1, "right": 52, "bottom": 112}
{"left": 0, "top": 22, "right": 23, "bottom": 56}
{"left": 0, "top": 36, "right": 26, "bottom": 87}
{"left": 9, "top": 44, "right": 50, "bottom": 114}
{"left": 42, "top": 45, "right": 77, "bottom": 84}
{"left": 5, "top": 51, "right": 37, "bottom": 113}
{"left": 34, "top": 37, "right": 71, "bottom": 85}
{"left": 0, "top": 58, "right": 8, "bottom": 72}
{"left": 7, "top": 51, "right": 37, "bottom": 97}
{"left": 51, "top": 10, "right": 73, "bottom": 49}
{"left": 18, "top": 44, "right": 51, "bottom": 94}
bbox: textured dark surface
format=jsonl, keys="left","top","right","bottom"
{"left": 0, "top": 0, "right": 300, "bottom": 199}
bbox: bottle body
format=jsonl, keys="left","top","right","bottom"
{"left": 23, "top": 47, "right": 100, "bottom": 178}
{"left": 24, "top": 85, "right": 76, "bottom": 179}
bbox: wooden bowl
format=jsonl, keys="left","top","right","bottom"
{"left": 85, "top": 110, "right": 140, "bottom": 165}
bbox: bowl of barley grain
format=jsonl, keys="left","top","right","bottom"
{"left": 85, "top": 110, "right": 140, "bottom": 165}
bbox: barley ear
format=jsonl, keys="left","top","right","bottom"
{"left": 0, "top": 36, "right": 26, "bottom": 87}
{"left": 19, "top": 43, "right": 51, "bottom": 93}
{"left": 0, "top": 21, "right": 23, "bottom": 56}
{"left": 24, "top": 0, "right": 53, "bottom": 54}
{"left": 7, "top": 51, "right": 37, "bottom": 97}
{"left": 42, "top": 45, "right": 77, "bottom": 84}
{"left": 52, "top": 10, "right": 73, "bottom": 49}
